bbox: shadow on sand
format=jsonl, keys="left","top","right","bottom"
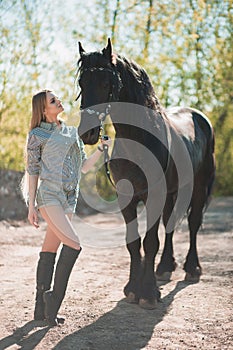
{"left": 53, "top": 280, "right": 193, "bottom": 350}
{"left": 0, "top": 281, "right": 196, "bottom": 350}
{"left": 0, "top": 320, "right": 50, "bottom": 350}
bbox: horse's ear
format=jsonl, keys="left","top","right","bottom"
{"left": 78, "top": 42, "right": 85, "bottom": 56}
{"left": 102, "top": 38, "right": 112, "bottom": 62}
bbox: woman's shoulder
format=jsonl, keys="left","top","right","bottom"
{"left": 29, "top": 126, "right": 41, "bottom": 136}
{"left": 29, "top": 124, "right": 53, "bottom": 138}
{"left": 27, "top": 126, "right": 49, "bottom": 147}
{"left": 27, "top": 129, "right": 42, "bottom": 149}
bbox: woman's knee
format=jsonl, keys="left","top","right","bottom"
{"left": 64, "top": 239, "right": 81, "bottom": 251}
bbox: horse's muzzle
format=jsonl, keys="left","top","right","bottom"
{"left": 78, "top": 127, "right": 100, "bottom": 145}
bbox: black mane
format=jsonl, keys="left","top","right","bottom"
{"left": 116, "top": 54, "right": 163, "bottom": 114}
{"left": 78, "top": 50, "right": 164, "bottom": 116}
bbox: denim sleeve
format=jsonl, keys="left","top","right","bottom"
{"left": 26, "top": 134, "right": 41, "bottom": 175}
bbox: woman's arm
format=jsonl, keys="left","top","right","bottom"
{"left": 28, "top": 174, "right": 40, "bottom": 228}
{"left": 81, "top": 138, "right": 111, "bottom": 174}
{"left": 81, "top": 148, "right": 104, "bottom": 174}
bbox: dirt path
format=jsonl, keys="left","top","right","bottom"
{"left": 0, "top": 197, "right": 232, "bottom": 350}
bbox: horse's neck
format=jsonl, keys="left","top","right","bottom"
{"left": 111, "top": 107, "right": 164, "bottom": 141}
{"left": 111, "top": 111, "right": 170, "bottom": 166}
{"left": 113, "top": 122, "right": 145, "bottom": 143}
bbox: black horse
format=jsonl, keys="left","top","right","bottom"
{"left": 77, "top": 39, "right": 215, "bottom": 309}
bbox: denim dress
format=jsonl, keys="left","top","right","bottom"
{"left": 27, "top": 121, "right": 87, "bottom": 213}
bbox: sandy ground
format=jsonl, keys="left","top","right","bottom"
{"left": 0, "top": 197, "right": 232, "bottom": 350}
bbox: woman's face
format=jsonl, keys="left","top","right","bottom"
{"left": 44, "top": 91, "right": 64, "bottom": 122}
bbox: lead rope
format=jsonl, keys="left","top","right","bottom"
{"left": 103, "top": 144, "right": 117, "bottom": 189}
{"left": 99, "top": 114, "right": 116, "bottom": 189}
{"left": 99, "top": 103, "right": 117, "bottom": 189}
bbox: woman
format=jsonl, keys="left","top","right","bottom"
{"left": 25, "top": 89, "right": 110, "bottom": 326}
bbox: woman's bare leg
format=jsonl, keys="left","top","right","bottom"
{"left": 42, "top": 225, "right": 61, "bottom": 253}
{"left": 39, "top": 206, "right": 80, "bottom": 251}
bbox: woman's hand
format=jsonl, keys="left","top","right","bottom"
{"left": 99, "top": 135, "right": 112, "bottom": 150}
{"left": 82, "top": 136, "right": 112, "bottom": 174}
{"left": 28, "top": 205, "right": 39, "bottom": 228}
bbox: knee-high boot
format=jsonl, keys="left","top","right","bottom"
{"left": 43, "top": 245, "right": 81, "bottom": 326}
{"left": 34, "top": 252, "right": 56, "bottom": 320}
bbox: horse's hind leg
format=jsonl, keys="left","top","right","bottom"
{"left": 156, "top": 193, "right": 177, "bottom": 281}
{"left": 184, "top": 186, "right": 206, "bottom": 282}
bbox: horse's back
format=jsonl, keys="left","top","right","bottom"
{"left": 166, "top": 106, "right": 213, "bottom": 141}
{"left": 165, "top": 106, "right": 214, "bottom": 176}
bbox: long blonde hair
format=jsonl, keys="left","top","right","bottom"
{"left": 30, "top": 89, "right": 52, "bottom": 130}
{"left": 21, "top": 89, "right": 52, "bottom": 204}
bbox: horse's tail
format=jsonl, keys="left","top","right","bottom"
{"left": 204, "top": 122, "right": 216, "bottom": 212}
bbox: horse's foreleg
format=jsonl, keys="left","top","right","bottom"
{"left": 124, "top": 238, "right": 142, "bottom": 303}
{"left": 140, "top": 219, "right": 161, "bottom": 309}
{"left": 156, "top": 193, "right": 177, "bottom": 280}
{"left": 120, "top": 201, "right": 142, "bottom": 303}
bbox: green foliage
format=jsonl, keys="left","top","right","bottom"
{"left": 0, "top": 90, "right": 31, "bottom": 170}
{"left": 0, "top": 0, "right": 232, "bottom": 195}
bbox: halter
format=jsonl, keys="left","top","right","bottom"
{"left": 77, "top": 65, "right": 123, "bottom": 118}
{"left": 77, "top": 65, "right": 123, "bottom": 186}
{"left": 85, "top": 104, "right": 112, "bottom": 124}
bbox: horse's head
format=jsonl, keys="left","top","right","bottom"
{"left": 77, "top": 38, "right": 122, "bottom": 144}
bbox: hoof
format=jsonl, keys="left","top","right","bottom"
{"left": 46, "top": 318, "right": 60, "bottom": 327}
{"left": 57, "top": 316, "right": 65, "bottom": 324}
{"left": 46, "top": 316, "right": 64, "bottom": 327}
{"left": 139, "top": 298, "right": 157, "bottom": 310}
{"left": 125, "top": 292, "right": 138, "bottom": 304}
{"left": 185, "top": 272, "right": 201, "bottom": 283}
{"left": 156, "top": 271, "right": 172, "bottom": 281}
